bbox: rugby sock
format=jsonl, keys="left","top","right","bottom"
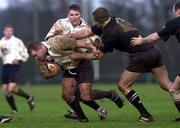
{"left": 82, "top": 101, "right": 100, "bottom": 111}
{"left": 174, "top": 100, "right": 180, "bottom": 112}
{"left": 91, "top": 89, "right": 112, "bottom": 99}
{"left": 68, "top": 97, "right": 87, "bottom": 120}
{"left": 13, "top": 88, "right": 30, "bottom": 99}
{"left": 5, "top": 95, "right": 17, "bottom": 111}
{"left": 126, "top": 90, "right": 151, "bottom": 117}
{"left": 75, "top": 89, "right": 101, "bottom": 111}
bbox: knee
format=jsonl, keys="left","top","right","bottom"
{"left": 79, "top": 83, "right": 92, "bottom": 101}
{"left": 9, "top": 85, "right": 17, "bottom": 93}
{"left": 61, "top": 92, "right": 74, "bottom": 103}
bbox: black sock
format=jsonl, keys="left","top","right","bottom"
{"left": 174, "top": 100, "right": 180, "bottom": 112}
{"left": 82, "top": 100, "right": 100, "bottom": 111}
{"left": 92, "top": 89, "right": 112, "bottom": 99}
{"left": 5, "top": 95, "right": 17, "bottom": 111}
{"left": 68, "top": 97, "right": 87, "bottom": 120}
{"left": 126, "top": 90, "right": 151, "bottom": 117}
{"left": 13, "top": 88, "right": 30, "bottom": 99}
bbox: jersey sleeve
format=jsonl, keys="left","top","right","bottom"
{"left": 157, "top": 20, "right": 175, "bottom": 41}
{"left": 91, "top": 25, "right": 102, "bottom": 35}
{"left": 45, "top": 20, "right": 64, "bottom": 40}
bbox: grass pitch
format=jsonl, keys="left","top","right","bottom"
{"left": 0, "top": 83, "right": 179, "bottom": 128}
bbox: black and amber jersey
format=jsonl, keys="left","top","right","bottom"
{"left": 91, "top": 17, "right": 153, "bottom": 53}
{"left": 158, "top": 16, "right": 180, "bottom": 43}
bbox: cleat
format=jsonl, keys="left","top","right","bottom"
{"left": 0, "top": 115, "right": 13, "bottom": 124}
{"left": 64, "top": 110, "right": 78, "bottom": 120}
{"left": 110, "top": 90, "right": 124, "bottom": 108}
{"left": 27, "top": 96, "right": 35, "bottom": 111}
{"left": 97, "top": 107, "right": 108, "bottom": 120}
{"left": 64, "top": 110, "right": 88, "bottom": 122}
{"left": 78, "top": 118, "right": 89, "bottom": 122}
{"left": 138, "top": 115, "right": 153, "bottom": 123}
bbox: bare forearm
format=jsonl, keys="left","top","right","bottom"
{"left": 71, "top": 28, "right": 93, "bottom": 39}
{"left": 142, "top": 33, "right": 160, "bottom": 43}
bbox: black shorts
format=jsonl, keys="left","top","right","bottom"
{"left": 63, "top": 60, "right": 94, "bottom": 84}
{"left": 127, "top": 47, "right": 163, "bottom": 73}
{"left": 1, "top": 64, "right": 21, "bottom": 84}
{"left": 178, "top": 73, "right": 180, "bottom": 76}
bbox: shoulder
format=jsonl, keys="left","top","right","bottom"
{"left": 13, "top": 36, "right": 23, "bottom": 42}
{"left": 166, "top": 17, "right": 180, "bottom": 26}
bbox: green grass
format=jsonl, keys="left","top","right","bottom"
{"left": 0, "top": 83, "right": 179, "bottom": 128}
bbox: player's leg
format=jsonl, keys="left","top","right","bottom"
{"left": 8, "top": 82, "right": 35, "bottom": 111}
{"left": 9, "top": 64, "right": 35, "bottom": 111}
{"left": 62, "top": 77, "right": 88, "bottom": 122}
{"left": 91, "top": 89, "right": 124, "bottom": 108}
{"left": 78, "top": 60, "right": 107, "bottom": 120}
{"left": 151, "top": 65, "right": 172, "bottom": 92}
{"left": 118, "top": 70, "right": 153, "bottom": 122}
{"left": 1, "top": 65, "right": 17, "bottom": 113}
{"left": 2, "top": 84, "right": 17, "bottom": 113}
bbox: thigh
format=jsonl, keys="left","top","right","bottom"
{"left": 119, "top": 69, "right": 142, "bottom": 94}
{"left": 151, "top": 65, "right": 172, "bottom": 91}
{"left": 77, "top": 60, "right": 94, "bottom": 84}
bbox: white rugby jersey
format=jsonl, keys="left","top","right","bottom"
{"left": 45, "top": 17, "right": 96, "bottom": 69}
{"left": 0, "top": 36, "right": 29, "bottom": 64}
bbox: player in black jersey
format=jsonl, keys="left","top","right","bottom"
{"left": 131, "top": 2, "right": 180, "bottom": 121}
{"left": 67, "top": 7, "right": 178, "bottom": 123}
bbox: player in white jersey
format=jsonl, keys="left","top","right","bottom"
{"left": 0, "top": 24, "right": 35, "bottom": 113}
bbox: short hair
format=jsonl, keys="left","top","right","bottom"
{"left": 4, "top": 24, "right": 13, "bottom": 30}
{"left": 27, "top": 41, "right": 41, "bottom": 54}
{"left": 67, "top": 4, "right": 81, "bottom": 13}
{"left": 92, "top": 7, "right": 110, "bottom": 22}
{"left": 174, "top": 2, "right": 180, "bottom": 11}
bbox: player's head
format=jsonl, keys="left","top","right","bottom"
{"left": 27, "top": 41, "right": 47, "bottom": 60}
{"left": 67, "top": 4, "right": 81, "bottom": 27}
{"left": 3, "top": 24, "right": 14, "bottom": 39}
{"left": 173, "top": 2, "right": 180, "bottom": 17}
{"left": 92, "top": 7, "right": 110, "bottom": 28}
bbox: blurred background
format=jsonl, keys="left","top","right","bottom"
{"left": 0, "top": 0, "right": 179, "bottom": 84}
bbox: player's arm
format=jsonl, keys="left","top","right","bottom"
{"left": 45, "top": 20, "right": 63, "bottom": 40}
{"left": 76, "top": 39, "right": 97, "bottom": 52}
{"left": 131, "top": 33, "right": 160, "bottom": 46}
{"left": 70, "top": 49, "right": 104, "bottom": 61}
{"left": 70, "top": 28, "right": 94, "bottom": 39}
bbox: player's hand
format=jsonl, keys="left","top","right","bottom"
{"left": 131, "top": 35, "right": 143, "bottom": 46}
{"left": 93, "top": 50, "right": 100, "bottom": 58}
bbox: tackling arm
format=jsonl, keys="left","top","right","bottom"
{"left": 131, "top": 33, "right": 160, "bottom": 46}
{"left": 71, "top": 28, "right": 94, "bottom": 40}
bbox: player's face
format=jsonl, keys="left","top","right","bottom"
{"left": 31, "top": 47, "right": 46, "bottom": 60}
{"left": 68, "top": 10, "right": 81, "bottom": 27}
{"left": 173, "top": 7, "right": 180, "bottom": 17}
{"left": 3, "top": 27, "right": 13, "bottom": 39}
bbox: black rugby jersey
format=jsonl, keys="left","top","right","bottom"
{"left": 158, "top": 16, "right": 180, "bottom": 43}
{"left": 91, "top": 17, "right": 153, "bottom": 53}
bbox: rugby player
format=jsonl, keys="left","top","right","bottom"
{"left": 131, "top": 2, "right": 180, "bottom": 121}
